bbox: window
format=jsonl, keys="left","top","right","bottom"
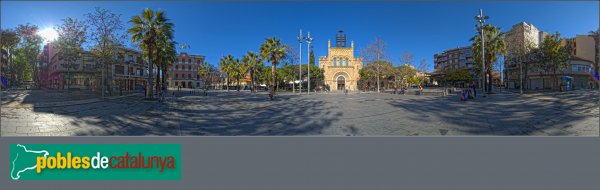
{"left": 189, "top": 65, "right": 192, "bottom": 70}
{"left": 572, "top": 64, "right": 591, "bottom": 73}
{"left": 176, "top": 65, "right": 179, "bottom": 70}
{"left": 175, "top": 74, "right": 178, "bottom": 79}
{"left": 345, "top": 58, "right": 349, "bottom": 67}
{"left": 175, "top": 82, "right": 178, "bottom": 86}
{"left": 188, "top": 74, "right": 192, "bottom": 79}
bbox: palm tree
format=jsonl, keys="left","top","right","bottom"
{"left": 260, "top": 37, "right": 287, "bottom": 100}
{"left": 243, "top": 51, "right": 261, "bottom": 93}
{"left": 128, "top": 8, "right": 174, "bottom": 99}
{"left": 219, "top": 55, "right": 235, "bottom": 91}
{"left": 470, "top": 24, "right": 508, "bottom": 93}
{"left": 157, "top": 40, "right": 177, "bottom": 94}
{"left": 229, "top": 57, "right": 242, "bottom": 92}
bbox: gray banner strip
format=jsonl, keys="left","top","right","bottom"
{"left": 1, "top": 137, "right": 600, "bottom": 190}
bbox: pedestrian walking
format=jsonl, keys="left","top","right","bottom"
{"left": 471, "top": 83, "right": 477, "bottom": 98}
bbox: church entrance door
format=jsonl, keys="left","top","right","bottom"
{"left": 337, "top": 76, "right": 345, "bottom": 91}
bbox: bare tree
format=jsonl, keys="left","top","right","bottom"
{"left": 361, "top": 37, "right": 387, "bottom": 92}
{"left": 400, "top": 51, "right": 414, "bottom": 67}
{"left": 417, "top": 58, "right": 429, "bottom": 73}
{"left": 54, "top": 17, "right": 87, "bottom": 90}
{"left": 285, "top": 43, "right": 299, "bottom": 66}
{"left": 85, "top": 7, "right": 125, "bottom": 97}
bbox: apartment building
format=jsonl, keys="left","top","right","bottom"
{"left": 504, "top": 22, "right": 549, "bottom": 89}
{"left": 433, "top": 46, "right": 474, "bottom": 73}
{"left": 41, "top": 43, "right": 149, "bottom": 93}
{"left": 167, "top": 52, "right": 205, "bottom": 89}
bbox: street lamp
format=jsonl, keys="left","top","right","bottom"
{"left": 306, "top": 32, "right": 313, "bottom": 95}
{"left": 475, "top": 8, "right": 489, "bottom": 97}
{"left": 297, "top": 29, "right": 304, "bottom": 94}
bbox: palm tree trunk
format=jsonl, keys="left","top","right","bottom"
{"left": 226, "top": 76, "right": 230, "bottom": 91}
{"left": 486, "top": 69, "right": 492, "bottom": 93}
{"left": 250, "top": 69, "right": 254, "bottom": 93}
{"left": 156, "top": 59, "right": 162, "bottom": 96}
{"left": 147, "top": 47, "right": 154, "bottom": 99}
{"left": 271, "top": 63, "right": 276, "bottom": 98}
{"left": 156, "top": 69, "right": 160, "bottom": 94}
{"left": 162, "top": 67, "right": 167, "bottom": 93}
{"left": 237, "top": 76, "right": 241, "bottom": 92}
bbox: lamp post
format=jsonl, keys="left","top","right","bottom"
{"left": 520, "top": 55, "right": 523, "bottom": 95}
{"left": 297, "top": 29, "right": 304, "bottom": 94}
{"left": 306, "top": 32, "right": 313, "bottom": 95}
{"left": 475, "top": 8, "right": 489, "bottom": 97}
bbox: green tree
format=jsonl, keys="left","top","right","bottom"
{"left": 393, "top": 64, "right": 417, "bottom": 88}
{"left": 359, "top": 61, "right": 393, "bottom": 91}
{"left": 54, "top": 17, "right": 88, "bottom": 90}
{"left": 12, "top": 48, "right": 33, "bottom": 82}
{"left": 279, "top": 64, "right": 300, "bottom": 91}
{"left": 407, "top": 75, "right": 425, "bottom": 86}
{"left": 1, "top": 29, "right": 20, "bottom": 86}
{"left": 445, "top": 68, "right": 473, "bottom": 86}
{"left": 86, "top": 7, "right": 125, "bottom": 96}
{"left": 243, "top": 51, "right": 262, "bottom": 93}
{"left": 15, "top": 24, "right": 43, "bottom": 87}
{"left": 308, "top": 64, "right": 324, "bottom": 91}
{"left": 471, "top": 24, "right": 508, "bottom": 92}
{"left": 260, "top": 37, "right": 287, "bottom": 100}
{"left": 198, "top": 62, "right": 216, "bottom": 91}
{"left": 128, "top": 8, "right": 174, "bottom": 99}
{"left": 309, "top": 48, "right": 315, "bottom": 66}
{"left": 359, "top": 65, "right": 376, "bottom": 91}
{"left": 538, "top": 32, "right": 572, "bottom": 89}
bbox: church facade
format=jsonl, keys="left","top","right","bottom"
{"left": 318, "top": 31, "right": 363, "bottom": 92}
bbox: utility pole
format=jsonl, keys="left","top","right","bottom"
{"left": 298, "top": 29, "right": 303, "bottom": 94}
{"left": 377, "top": 53, "right": 380, "bottom": 93}
{"left": 520, "top": 55, "right": 523, "bottom": 95}
{"left": 306, "top": 32, "right": 313, "bottom": 95}
{"left": 476, "top": 8, "right": 489, "bottom": 97}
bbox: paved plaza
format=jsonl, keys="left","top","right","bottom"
{"left": 1, "top": 89, "right": 598, "bottom": 136}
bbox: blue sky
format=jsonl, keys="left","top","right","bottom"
{"left": 2, "top": 1, "right": 598, "bottom": 72}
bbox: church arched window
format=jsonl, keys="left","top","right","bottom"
{"left": 332, "top": 58, "right": 336, "bottom": 66}
{"left": 345, "top": 58, "right": 349, "bottom": 67}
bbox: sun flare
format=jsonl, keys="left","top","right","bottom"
{"left": 38, "top": 27, "right": 58, "bottom": 42}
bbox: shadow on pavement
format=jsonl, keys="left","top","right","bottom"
{"left": 38, "top": 91, "right": 343, "bottom": 136}
{"left": 388, "top": 91, "right": 598, "bottom": 135}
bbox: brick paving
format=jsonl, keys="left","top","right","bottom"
{"left": 1, "top": 89, "right": 598, "bottom": 136}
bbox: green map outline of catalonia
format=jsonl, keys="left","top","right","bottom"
{"left": 10, "top": 144, "right": 49, "bottom": 180}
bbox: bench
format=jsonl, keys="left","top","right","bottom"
{"left": 419, "top": 91, "right": 445, "bottom": 96}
